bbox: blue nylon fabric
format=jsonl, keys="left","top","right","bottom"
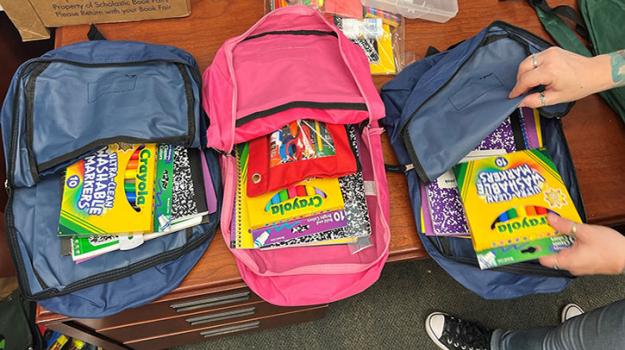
{"left": 386, "top": 23, "right": 571, "bottom": 183}
{"left": 40, "top": 40, "right": 197, "bottom": 67}
{"left": 33, "top": 62, "right": 191, "bottom": 163}
{"left": 3, "top": 41, "right": 202, "bottom": 188}
{"left": 37, "top": 240, "right": 211, "bottom": 319}
{"left": 13, "top": 177, "right": 187, "bottom": 287}
{"left": 0, "top": 64, "right": 36, "bottom": 187}
{"left": 381, "top": 22, "right": 583, "bottom": 299}
{"left": 11, "top": 149, "right": 221, "bottom": 318}
{"left": 1, "top": 41, "right": 221, "bottom": 318}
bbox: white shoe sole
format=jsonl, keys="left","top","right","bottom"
{"left": 561, "top": 304, "right": 584, "bottom": 323}
{"left": 425, "top": 313, "right": 452, "bottom": 350}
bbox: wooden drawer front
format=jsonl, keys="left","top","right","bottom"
{"left": 99, "top": 300, "right": 309, "bottom": 342}
{"left": 126, "top": 305, "right": 328, "bottom": 350}
{"left": 79, "top": 288, "right": 258, "bottom": 330}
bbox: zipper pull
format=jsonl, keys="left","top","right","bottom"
{"left": 384, "top": 163, "right": 414, "bottom": 174}
{"left": 4, "top": 179, "right": 8, "bottom": 191}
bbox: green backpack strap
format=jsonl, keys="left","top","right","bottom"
{"left": 527, "top": 0, "right": 592, "bottom": 57}
{"left": 527, "top": 0, "right": 625, "bottom": 122}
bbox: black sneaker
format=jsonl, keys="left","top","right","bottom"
{"left": 425, "top": 312, "right": 492, "bottom": 350}
{"left": 561, "top": 303, "right": 584, "bottom": 323}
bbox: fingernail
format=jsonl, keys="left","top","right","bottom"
{"left": 547, "top": 212, "right": 559, "bottom": 223}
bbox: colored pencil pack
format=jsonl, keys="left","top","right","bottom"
{"left": 246, "top": 120, "right": 357, "bottom": 197}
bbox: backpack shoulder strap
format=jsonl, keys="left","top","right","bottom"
{"left": 87, "top": 24, "right": 107, "bottom": 41}
{"left": 527, "top": 0, "right": 592, "bottom": 57}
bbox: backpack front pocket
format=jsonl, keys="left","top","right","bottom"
{"left": 8, "top": 59, "right": 200, "bottom": 187}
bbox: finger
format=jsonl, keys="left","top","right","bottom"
{"left": 518, "top": 91, "right": 560, "bottom": 108}
{"left": 539, "top": 252, "right": 569, "bottom": 270}
{"left": 539, "top": 245, "right": 577, "bottom": 268}
{"left": 518, "top": 93, "right": 543, "bottom": 108}
{"left": 547, "top": 213, "right": 575, "bottom": 233}
{"left": 509, "top": 67, "right": 552, "bottom": 98}
{"left": 547, "top": 213, "right": 592, "bottom": 244}
{"left": 516, "top": 54, "right": 540, "bottom": 81}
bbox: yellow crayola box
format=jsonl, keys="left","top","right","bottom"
{"left": 234, "top": 143, "right": 345, "bottom": 248}
{"left": 453, "top": 148, "right": 581, "bottom": 252}
{"left": 246, "top": 176, "right": 345, "bottom": 230}
{"left": 58, "top": 143, "right": 157, "bottom": 236}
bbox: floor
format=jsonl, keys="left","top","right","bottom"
{"left": 176, "top": 259, "right": 625, "bottom": 350}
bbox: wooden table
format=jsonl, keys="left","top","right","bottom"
{"left": 37, "top": 0, "right": 625, "bottom": 348}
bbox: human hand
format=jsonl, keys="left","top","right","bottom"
{"left": 509, "top": 47, "right": 613, "bottom": 108}
{"left": 539, "top": 213, "right": 625, "bottom": 276}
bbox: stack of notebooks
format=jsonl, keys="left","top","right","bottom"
{"left": 419, "top": 107, "right": 582, "bottom": 269}
{"left": 231, "top": 120, "right": 372, "bottom": 251}
{"left": 58, "top": 144, "right": 215, "bottom": 263}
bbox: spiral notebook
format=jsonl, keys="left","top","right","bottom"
{"left": 234, "top": 143, "right": 346, "bottom": 249}
{"left": 262, "top": 125, "right": 371, "bottom": 249}
{"left": 232, "top": 125, "right": 371, "bottom": 249}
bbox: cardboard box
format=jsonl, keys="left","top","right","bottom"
{"left": 29, "top": 0, "right": 192, "bottom": 27}
{"left": 0, "top": 0, "right": 191, "bottom": 41}
{"left": 0, "top": 0, "right": 50, "bottom": 41}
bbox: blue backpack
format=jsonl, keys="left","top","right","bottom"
{"left": 1, "top": 39, "right": 221, "bottom": 318}
{"left": 381, "top": 21, "right": 585, "bottom": 299}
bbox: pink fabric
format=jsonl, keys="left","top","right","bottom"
{"left": 204, "top": 6, "right": 390, "bottom": 306}
{"left": 204, "top": 5, "right": 385, "bottom": 153}
{"left": 233, "top": 35, "right": 365, "bottom": 119}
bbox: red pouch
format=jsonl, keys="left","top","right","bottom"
{"left": 247, "top": 120, "right": 357, "bottom": 197}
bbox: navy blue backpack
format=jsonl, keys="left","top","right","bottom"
{"left": 1, "top": 38, "right": 222, "bottom": 317}
{"left": 382, "top": 22, "right": 585, "bottom": 299}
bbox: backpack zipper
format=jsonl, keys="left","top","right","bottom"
{"left": 243, "top": 29, "right": 337, "bottom": 42}
{"left": 5, "top": 65, "right": 37, "bottom": 296}
{"left": 231, "top": 28, "right": 371, "bottom": 129}
{"left": 23, "top": 62, "right": 50, "bottom": 183}
{"left": 21, "top": 59, "right": 197, "bottom": 178}
{"left": 236, "top": 102, "right": 368, "bottom": 127}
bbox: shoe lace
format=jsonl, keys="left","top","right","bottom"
{"left": 443, "top": 316, "right": 491, "bottom": 350}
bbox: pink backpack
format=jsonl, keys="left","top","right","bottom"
{"left": 203, "top": 6, "right": 390, "bottom": 306}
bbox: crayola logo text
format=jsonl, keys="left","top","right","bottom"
{"left": 134, "top": 148, "right": 152, "bottom": 207}
{"left": 269, "top": 196, "right": 323, "bottom": 216}
{"left": 495, "top": 216, "right": 548, "bottom": 234}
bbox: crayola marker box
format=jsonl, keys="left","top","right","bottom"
{"left": 58, "top": 143, "right": 157, "bottom": 236}
{"left": 453, "top": 148, "right": 581, "bottom": 269}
